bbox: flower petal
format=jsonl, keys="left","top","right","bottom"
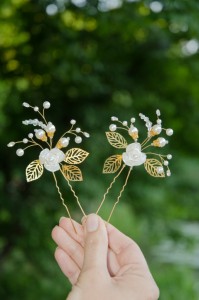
{"left": 122, "top": 142, "right": 146, "bottom": 167}
{"left": 122, "top": 152, "right": 132, "bottom": 167}
{"left": 50, "top": 148, "right": 65, "bottom": 163}
{"left": 126, "top": 142, "right": 141, "bottom": 153}
{"left": 39, "top": 148, "right": 49, "bottom": 164}
{"left": 44, "top": 162, "right": 60, "bottom": 172}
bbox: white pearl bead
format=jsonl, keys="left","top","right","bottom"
{"left": 167, "top": 154, "right": 172, "bottom": 160}
{"left": 109, "top": 124, "right": 117, "bottom": 131}
{"left": 152, "top": 124, "right": 162, "bottom": 134}
{"left": 46, "top": 122, "right": 56, "bottom": 132}
{"left": 16, "top": 149, "right": 24, "bottom": 156}
{"left": 156, "top": 109, "right": 161, "bottom": 116}
{"left": 60, "top": 138, "right": 69, "bottom": 147}
{"left": 111, "top": 116, "right": 118, "bottom": 121}
{"left": 33, "top": 119, "right": 38, "bottom": 126}
{"left": 164, "top": 160, "right": 169, "bottom": 166}
{"left": 131, "top": 118, "right": 136, "bottom": 123}
{"left": 84, "top": 132, "right": 90, "bottom": 138}
{"left": 22, "top": 102, "right": 30, "bottom": 108}
{"left": 7, "top": 142, "right": 15, "bottom": 147}
{"left": 75, "top": 136, "right": 82, "bottom": 144}
{"left": 123, "top": 121, "right": 128, "bottom": 126}
{"left": 128, "top": 126, "right": 138, "bottom": 134}
{"left": 70, "top": 119, "right": 76, "bottom": 125}
{"left": 157, "top": 166, "right": 164, "bottom": 174}
{"left": 76, "top": 127, "right": 81, "bottom": 133}
{"left": 48, "top": 125, "right": 55, "bottom": 132}
{"left": 166, "top": 170, "right": 171, "bottom": 176}
{"left": 22, "top": 120, "right": 29, "bottom": 125}
{"left": 43, "top": 101, "right": 51, "bottom": 109}
{"left": 28, "top": 133, "right": 33, "bottom": 138}
{"left": 157, "top": 119, "right": 162, "bottom": 124}
{"left": 158, "top": 138, "right": 168, "bottom": 147}
{"left": 34, "top": 106, "right": 39, "bottom": 112}
{"left": 166, "top": 128, "right": 173, "bottom": 136}
{"left": 23, "top": 138, "right": 28, "bottom": 144}
{"left": 35, "top": 129, "right": 45, "bottom": 139}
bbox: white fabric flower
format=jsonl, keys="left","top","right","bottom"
{"left": 122, "top": 143, "right": 146, "bottom": 167}
{"left": 39, "top": 148, "right": 65, "bottom": 172}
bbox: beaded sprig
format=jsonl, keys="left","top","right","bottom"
{"left": 7, "top": 101, "right": 90, "bottom": 232}
{"left": 96, "top": 110, "right": 173, "bottom": 222}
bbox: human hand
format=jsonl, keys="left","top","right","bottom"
{"left": 52, "top": 214, "right": 159, "bottom": 300}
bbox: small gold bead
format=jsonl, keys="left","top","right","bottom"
{"left": 47, "top": 132, "right": 54, "bottom": 139}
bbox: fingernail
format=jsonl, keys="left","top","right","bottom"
{"left": 59, "top": 217, "right": 65, "bottom": 223}
{"left": 86, "top": 214, "right": 99, "bottom": 232}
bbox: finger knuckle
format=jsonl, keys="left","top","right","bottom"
{"left": 87, "top": 235, "right": 101, "bottom": 249}
{"left": 68, "top": 242, "right": 78, "bottom": 256}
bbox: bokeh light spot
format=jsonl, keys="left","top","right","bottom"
{"left": 46, "top": 4, "right": 58, "bottom": 16}
{"left": 150, "top": 1, "right": 163, "bottom": 13}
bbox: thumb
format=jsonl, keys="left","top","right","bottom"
{"left": 81, "top": 214, "right": 108, "bottom": 274}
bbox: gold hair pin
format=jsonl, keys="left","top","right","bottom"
{"left": 96, "top": 110, "right": 173, "bottom": 222}
{"left": 7, "top": 101, "right": 90, "bottom": 232}
{"left": 8, "top": 104, "right": 173, "bottom": 228}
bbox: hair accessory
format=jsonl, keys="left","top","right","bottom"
{"left": 8, "top": 104, "right": 173, "bottom": 228}
{"left": 96, "top": 110, "right": 173, "bottom": 222}
{"left": 7, "top": 101, "right": 90, "bottom": 232}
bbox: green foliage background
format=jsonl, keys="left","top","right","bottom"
{"left": 0, "top": 0, "right": 199, "bottom": 299}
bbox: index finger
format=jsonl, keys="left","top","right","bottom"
{"left": 106, "top": 223, "right": 132, "bottom": 254}
{"left": 106, "top": 223, "right": 148, "bottom": 268}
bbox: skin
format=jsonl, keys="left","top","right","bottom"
{"left": 52, "top": 214, "right": 159, "bottom": 300}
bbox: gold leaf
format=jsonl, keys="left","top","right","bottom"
{"left": 144, "top": 159, "right": 165, "bottom": 178}
{"left": 106, "top": 132, "right": 128, "bottom": 149}
{"left": 103, "top": 155, "right": 122, "bottom": 174}
{"left": 62, "top": 165, "right": 83, "bottom": 181}
{"left": 65, "top": 148, "right": 89, "bottom": 165}
{"left": 26, "top": 160, "right": 44, "bottom": 182}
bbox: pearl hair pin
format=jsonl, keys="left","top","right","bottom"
{"left": 96, "top": 109, "right": 173, "bottom": 222}
{"left": 7, "top": 101, "right": 90, "bottom": 232}
{"left": 8, "top": 104, "right": 173, "bottom": 226}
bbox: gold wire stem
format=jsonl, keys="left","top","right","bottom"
{"left": 59, "top": 130, "right": 76, "bottom": 143}
{"left": 49, "top": 138, "right": 53, "bottom": 149}
{"left": 107, "top": 166, "right": 132, "bottom": 223}
{"left": 141, "top": 136, "right": 151, "bottom": 147}
{"left": 15, "top": 140, "right": 25, "bottom": 144}
{"left": 145, "top": 152, "right": 165, "bottom": 157}
{"left": 32, "top": 138, "right": 51, "bottom": 149}
{"left": 96, "top": 164, "right": 126, "bottom": 215}
{"left": 116, "top": 127, "right": 129, "bottom": 132}
{"left": 117, "top": 120, "right": 129, "bottom": 129}
{"left": 145, "top": 152, "right": 164, "bottom": 160}
{"left": 24, "top": 143, "right": 43, "bottom": 151}
{"left": 145, "top": 152, "right": 168, "bottom": 161}
{"left": 142, "top": 144, "right": 153, "bottom": 151}
{"left": 30, "top": 139, "right": 44, "bottom": 149}
{"left": 29, "top": 105, "right": 48, "bottom": 124}
{"left": 45, "top": 140, "right": 51, "bottom": 148}
{"left": 59, "top": 130, "right": 70, "bottom": 139}
{"left": 41, "top": 108, "right": 48, "bottom": 124}
{"left": 60, "top": 169, "right": 86, "bottom": 217}
{"left": 52, "top": 172, "right": 77, "bottom": 233}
